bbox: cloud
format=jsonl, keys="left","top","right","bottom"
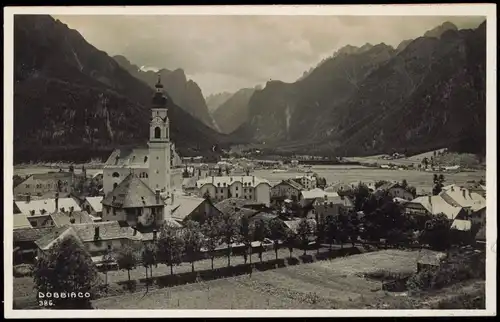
{"left": 53, "top": 14, "right": 485, "bottom": 95}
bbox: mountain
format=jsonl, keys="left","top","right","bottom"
{"left": 206, "top": 92, "right": 233, "bottom": 113}
{"left": 424, "top": 21, "right": 458, "bottom": 39}
{"left": 235, "top": 21, "right": 486, "bottom": 157}
{"left": 239, "top": 42, "right": 395, "bottom": 143}
{"left": 212, "top": 87, "right": 257, "bottom": 134}
{"left": 13, "top": 15, "right": 227, "bottom": 163}
{"left": 113, "top": 55, "right": 216, "bottom": 129}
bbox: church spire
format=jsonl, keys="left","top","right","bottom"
{"left": 155, "top": 73, "right": 163, "bottom": 91}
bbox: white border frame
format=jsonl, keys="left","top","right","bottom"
{"left": 3, "top": 4, "right": 497, "bottom": 318}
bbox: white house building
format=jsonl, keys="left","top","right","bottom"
{"left": 196, "top": 175, "right": 271, "bottom": 205}
{"left": 294, "top": 175, "right": 317, "bottom": 190}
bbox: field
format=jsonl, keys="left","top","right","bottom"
{"left": 92, "top": 249, "right": 421, "bottom": 309}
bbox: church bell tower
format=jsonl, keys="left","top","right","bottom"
{"left": 148, "top": 74, "right": 171, "bottom": 194}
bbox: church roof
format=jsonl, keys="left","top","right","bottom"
{"left": 104, "top": 148, "right": 150, "bottom": 168}
{"left": 102, "top": 173, "right": 165, "bottom": 208}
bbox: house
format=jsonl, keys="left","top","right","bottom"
{"left": 15, "top": 196, "right": 82, "bottom": 216}
{"left": 309, "top": 194, "right": 354, "bottom": 220}
{"left": 170, "top": 194, "right": 222, "bottom": 224}
{"left": 416, "top": 249, "right": 447, "bottom": 272}
{"left": 101, "top": 173, "right": 167, "bottom": 230}
{"left": 349, "top": 181, "right": 376, "bottom": 192}
{"left": 299, "top": 188, "right": 339, "bottom": 208}
{"left": 13, "top": 227, "right": 54, "bottom": 264}
{"left": 325, "top": 182, "right": 352, "bottom": 195}
{"left": 439, "top": 186, "right": 486, "bottom": 225}
{"left": 293, "top": 175, "right": 317, "bottom": 190}
{"left": 81, "top": 196, "right": 104, "bottom": 217}
{"left": 375, "top": 182, "right": 414, "bottom": 201}
{"left": 13, "top": 171, "right": 74, "bottom": 199}
{"left": 13, "top": 214, "right": 32, "bottom": 230}
{"left": 196, "top": 175, "right": 271, "bottom": 205}
{"left": 35, "top": 221, "right": 145, "bottom": 262}
{"left": 404, "top": 195, "right": 467, "bottom": 220}
{"left": 270, "top": 179, "right": 304, "bottom": 203}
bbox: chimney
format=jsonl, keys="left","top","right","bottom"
{"left": 462, "top": 189, "right": 466, "bottom": 198}
{"left": 55, "top": 194, "right": 59, "bottom": 213}
{"left": 451, "top": 186, "right": 454, "bottom": 192}
{"left": 94, "top": 226, "right": 100, "bottom": 240}
{"left": 155, "top": 189, "right": 160, "bottom": 204}
{"left": 26, "top": 194, "right": 31, "bottom": 203}
{"left": 29, "top": 210, "right": 35, "bottom": 216}
{"left": 69, "top": 206, "right": 74, "bottom": 216}
{"left": 133, "top": 227, "right": 137, "bottom": 236}
{"left": 153, "top": 229, "right": 158, "bottom": 241}
{"left": 252, "top": 176, "right": 255, "bottom": 185}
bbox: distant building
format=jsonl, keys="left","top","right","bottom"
{"left": 13, "top": 172, "right": 74, "bottom": 199}
{"left": 375, "top": 182, "right": 414, "bottom": 201}
{"left": 271, "top": 179, "right": 304, "bottom": 202}
{"left": 310, "top": 194, "right": 354, "bottom": 220}
{"left": 325, "top": 182, "right": 353, "bottom": 195}
{"left": 299, "top": 188, "right": 338, "bottom": 208}
{"left": 404, "top": 195, "right": 466, "bottom": 220}
{"left": 196, "top": 175, "right": 271, "bottom": 205}
{"left": 14, "top": 227, "right": 54, "bottom": 263}
{"left": 293, "top": 175, "right": 317, "bottom": 190}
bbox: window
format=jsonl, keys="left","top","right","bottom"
{"left": 235, "top": 193, "right": 239, "bottom": 198}
{"left": 154, "top": 127, "right": 161, "bottom": 139}
{"left": 25, "top": 184, "right": 30, "bottom": 188}
{"left": 144, "top": 156, "right": 148, "bottom": 163}
{"left": 31, "top": 221, "right": 37, "bottom": 227}
{"left": 112, "top": 172, "right": 120, "bottom": 178}
{"left": 236, "top": 186, "right": 239, "bottom": 191}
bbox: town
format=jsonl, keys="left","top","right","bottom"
{"left": 12, "top": 75, "right": 487, "bottom": 310}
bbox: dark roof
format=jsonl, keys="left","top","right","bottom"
{"left": 377, "top": 182, "right": 400, "bottom": 191}
{"left": 71, "top": 221, "right": 144, "bottom": 242}
{"left": 50, "top": 211, "right": 94, "bottom": 227}
{"left": 35, "top": 226, "right": 77, "bottom": 250}
{"left": 215, "top": 198, "right": 259, "bottom": 219}
{"left": 250, "top": 212, "right": 278, "bottom": 222}
{"left": 102, "top": 173, "right": 165, "bottom": 208}
{"left": 13, "top": 227, "right": 55, "bottom": 243}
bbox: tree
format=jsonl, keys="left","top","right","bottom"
{"left": 422, "top": 157, "right": 429, "bottom": 169}
{"left": 284, "top": 229, "right": 297, "bottom": 258}
{"left": 314, "top": 213, "right": 326, "bottom": 254}
{"left": 201, "top": 215, "right": 221, "bottom": 270}
{"left": 202, "top": 190, "right": 211, "bottom": 201}
{"left": 346, "top": 211, "right": 360, "bottom": 247}
{"left": 325, "top": 214, "right": 337, "bottom": 250}
{"left": 253, "top": 219, "right": 270, "bottom": 262}
{"left": 401, "top": 179, "right": 408, "bottom": 189}
{"left": 297, "top": 218, "right": 313, "bottom": 256}
{"left": 183, "top": 220, "right": 204, "bottom": 273}
{"left": 316, "top": 177, "right": 327, "bottom": 189}
{"left": 219, "top": 212, "right": 240, "bottom": 267}
{"left": 115, "top": 244, "right": 137, "bottom": 283}
{"left": 269, "top": 218, "right": 286, "bottom": 260}
{"left": 239, "top": 215, "right": 253, "bottom": 264}
{"left": 420, "top": 213, "right": 451, "bottom": 251}
{"left": 101, "top": 246, "right": 114, "bottom": 287}
{"left": 141, "top": 243, "right": 156, "bottom": 291}
{"left": 156, "top": 225, "right": 185, "bottom": 275}
{"left": 34, "top": 237, "right": 97, "bottom": 309}
{"left": 433, "top": 174, "right": 446, "bottom": 195}
{"left": 352, "top": 183, "right": 371, "bottom": 212}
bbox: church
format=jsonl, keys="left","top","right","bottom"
{"left": 101, "top": 76, "right": 181, "bottom": 229}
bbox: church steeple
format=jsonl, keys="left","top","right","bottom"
{"left": 155, "top": 74, "right": 163, "bottom": 91}
{"left": 152, "top": 73, "right": 167, "bottom": 109}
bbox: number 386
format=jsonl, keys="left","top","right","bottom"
{"left": 39, "top": 300, "right": 54, "bottom": 307}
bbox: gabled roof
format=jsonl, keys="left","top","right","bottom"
{"left": 50, "top": 211, "right": 94, "bottom": 227}
{"left": 14, "top": 214, "right": 32, "bottom": 229}
{"left": 14, "top": 227, "right": 55, "bottom": 243}
{"left": 85, "top": 196, "right": 103, "bottom": 213}
{"left": 377, "top": 181, "right": 400, "bottom": 191}
{"left": 325, "top": 182, "right": 352, "bottom": 193}
{"left": 171, "top": 195, "right": 206, "bottom": 221}
{"left": 301, "top": 188, "right": 337, "bottom": 200}
{"left": 102, "top": 173, "right": 165, "bottom": 208}
{"left": 15, "top": 198, "right": 82, "bottom": 216}
{"left": 450, "top": 219, "right": 472, "bottom": 232}
{"left": 407, "top": 195, "right": 464, "bottom": 220}
{"left": 440, "top": 187, "right": 486, "bottom": 211}
{"left": 104, "top": 148, "right": 150, "bottom": 168}
{"left": 35, "top": 226, "right": 79, "bottom": 250}
{"left": 272, "top": 179, "right": 304, "bottom": 191}
{"left": 314, "top": 194, "right": 354, "bottom": 208}
{"left": 215, "top": 198, "right": 259, "bottom": 218}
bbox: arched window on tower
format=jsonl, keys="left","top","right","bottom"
{"left": 154, "top": 127, "right": 161, "bottom": 139}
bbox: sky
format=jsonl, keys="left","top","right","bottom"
{"left": 53, "top": 15, "right": 485, "bottom": 96}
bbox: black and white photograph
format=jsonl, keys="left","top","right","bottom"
{"left": 3, "top": 4, "right": 496, "bottom": 318}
